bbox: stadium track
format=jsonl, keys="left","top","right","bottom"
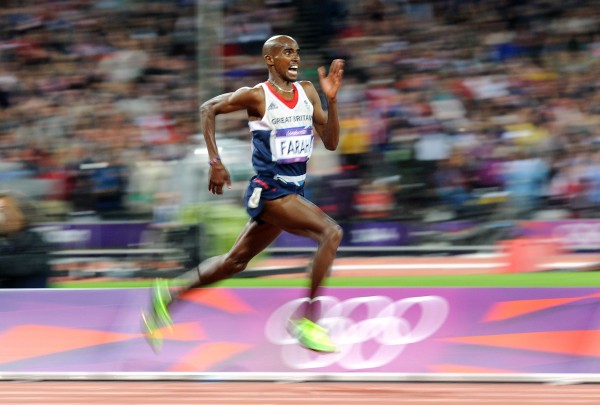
{"left": 2, "top": 381, "right": 600, "bottom": 404}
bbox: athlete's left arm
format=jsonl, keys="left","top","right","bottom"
{"left": 303, "top": 59, "right": 345, "bottom": 151}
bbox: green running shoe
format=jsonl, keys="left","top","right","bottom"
{"left": 141, "top": 278, "right": 173, "bottom": 353}
{"left": 141, "top": 310, "right": 163, "bottom": 353}
{"left": 290, "top": 318, "right": 337, "bottom": 353}
{"left": 151, "top": 278, "right": 173, "bottom": 328}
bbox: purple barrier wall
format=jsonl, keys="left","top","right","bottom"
{"left": 519, "top": 220, "right": 600, "bottom": 250}
{"left": 34, "top": 220, "right": 467, "bottom": 251}
{"left": 34, "top": 219, "right": 600, "bottom": 251}
{"left": 34, "top": 222, "right": 152, "bottom": 249}
{"left": 0, "top": 287, "right": 599, "bottom": 374}
{"left": 272, "top": 221, "right": 476, "bottom": 248}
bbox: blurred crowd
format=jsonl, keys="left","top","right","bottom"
{"left": 222, "top": 0, "right": 600, "bottom": 224}
{"left": 0, "top": 0, "right": 197, "bottom": 219}
{"left": 2, "top": 0, "right": 600, "bottom": 227}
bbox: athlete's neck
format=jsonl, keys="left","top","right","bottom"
{"left": 268, "top": 79, "right": 294, "bottom": 94}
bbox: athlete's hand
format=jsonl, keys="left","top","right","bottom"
{"left": 208, "top": 164, "right": 232, "bottom": 195}
{"left": 318, "top": 59, "right": 344, "bottom": 101}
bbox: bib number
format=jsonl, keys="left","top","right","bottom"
{"left": 273, "top": 127, "right": 313, "bottom": 164}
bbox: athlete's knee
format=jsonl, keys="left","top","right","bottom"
{"left": 222, "top": 253, "right": 250, "bottom": 275}
{"left": 323, "top": 223, "right": 343, "bottom": 248}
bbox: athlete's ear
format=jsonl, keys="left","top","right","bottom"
{"left": 264, "top": 54, "right": 274, "bottom": 66}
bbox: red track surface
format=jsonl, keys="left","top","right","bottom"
{"left": 250, "top": 253, "right": 600, "bottom": 277}
{"left": 2, "top": 381, "right": 600, "bottom": 404}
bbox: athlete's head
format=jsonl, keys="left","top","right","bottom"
{"left": 0, "top": 191, "right": 29, "bottom": 235}
{"left": 263, "top": 35, "right": 300, "bottom": 82}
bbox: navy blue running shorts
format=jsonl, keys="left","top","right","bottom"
{"left": 244, "top": 175, "right": 304, "bottom": 221}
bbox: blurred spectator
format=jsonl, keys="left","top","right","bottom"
{"left": 0, "top": 191, "right": 51, "bottom": 288}
{"left": 353, "top": 181, "right": 395, "bottom": 219}
{"left": 433, "top": 150, "right": 476, "bottom": 216}
{"left": 501, "top": 148, "right": 550, "bottom": 218}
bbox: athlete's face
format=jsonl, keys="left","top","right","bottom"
{"left": 270, "top": 38, "right": 300, "bottom": 82}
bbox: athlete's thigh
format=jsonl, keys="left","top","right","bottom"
{"left": 229, "top": 219, "right": 282, "bottom": 261}
{"left": 260, "top": 194, "right": 336, "bottom": 239}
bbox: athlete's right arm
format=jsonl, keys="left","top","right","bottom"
{"left": 200, "top": 86, "right": 263, "bottom": 195}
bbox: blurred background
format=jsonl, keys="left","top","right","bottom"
{"left": 1, "top": 0, "right": 600, "bottom": 283}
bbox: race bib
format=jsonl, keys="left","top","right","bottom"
{"left": 273, "top": 127, "right": 313, "bottom": 164}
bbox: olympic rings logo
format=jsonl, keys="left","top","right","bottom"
{"left": 265, "top": 295, "right": 449, "bottom": 370}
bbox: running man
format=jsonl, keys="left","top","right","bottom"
{"left": 142, "top": 35, "right": 344, "bottom": 353}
